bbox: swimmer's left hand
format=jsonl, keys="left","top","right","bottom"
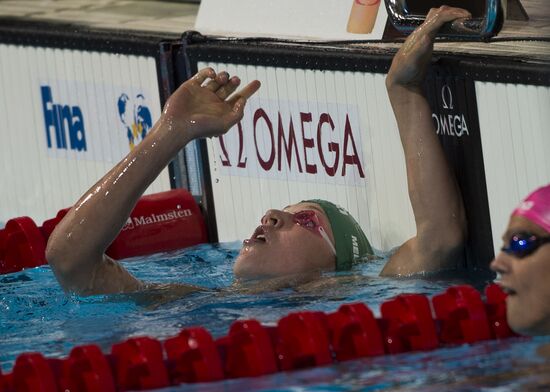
{"left": 386, "top": 6, "right": 471, "bottom": 89}
{"left": 161, "top": 67, "right": 261, "bottom": 142}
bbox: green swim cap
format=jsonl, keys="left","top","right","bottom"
{"left": 304, "top": 199, "right": 373, "bottom": 271}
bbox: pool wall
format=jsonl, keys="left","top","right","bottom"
{"left": 476, "top": 79, "right": 550, "bottom": 262}
{"left": 0, "top": 7, "right": 549, "bottom": 273}
{"left": 0, "top": 19, "right": 171, "bottom": 226}
{"left": 174, "top": 36, "right": 550, "bottom": 273}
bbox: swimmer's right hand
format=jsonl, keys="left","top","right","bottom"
{"left": 386, "top": 6, "right": 471, "bottom": 89}
{"left": 161, "top": 67, "right": 261, "bottom": 141}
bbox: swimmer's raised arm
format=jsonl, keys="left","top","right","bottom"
{"left": 381, "top": 7, "right": 469, "bottom": 276}
{"left": 46, "top": 68, "right": 261, "bottom": 295}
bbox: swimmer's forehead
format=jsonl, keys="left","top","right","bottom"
{"left": 502, "top": 215, "right": 549, "bottom": 241}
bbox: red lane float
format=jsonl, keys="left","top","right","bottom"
{"left": 164, "top": 327, "right": 224, "bottom": 383}
{"left": 111, "top": 337, "right": 169, "bottom": 390}
{"left": 106, "top": 190, "right": 207, "bottom": 259}
{"left": 327, "top": 303, "right": 384, "bottom": 361}
{"left": 0, "top": 369, "right": 10, "bottom": 392}
{"left": 433, "top": 285, "right": 492, "bottom": 344}
{"left": 380, "top": 294, "right": 439, "bottom": 353}
{"left": 0, "top": 189, "right": 208, "bottom": 275}
{"left": 0, "top": 217, "right": 47, "bottom": 275}
{"left": 485, "top": 284, "right": 519, "bottom": 339}
{"left": 63, "top": 345, "right": 116, "bottom": 392}
{"left": 11, "top": 353, "right": 57, "bottom": 392}
{"left": 276, "top": 311, "right": 332, "bottom": 371}
{"left": 0, "top": 284, "right": 520, "bottom": 392}
{"left": 222, "top": 320, "right": 278, "bottom": 378}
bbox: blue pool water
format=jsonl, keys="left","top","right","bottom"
{"left": 1, "top": 243, "right": 549, "bottom": 391}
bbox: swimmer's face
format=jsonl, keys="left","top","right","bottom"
{"left": 490, "top": 215, "right": 550, "bottom": 336}
{"left": 233, "top": 202, "right": 336, "bottom": 280}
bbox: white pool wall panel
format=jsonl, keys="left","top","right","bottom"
{"left": 202, "top": 62, "right": 416, "bottom": 251}
{"left": 202, "top": 62, "right": 550, "bottom": 256}
{"left": 476, "top": 82, "right": 550, "bottom": 256}
{"left": 0, "top": 44, "right": 170, "bottom": 224}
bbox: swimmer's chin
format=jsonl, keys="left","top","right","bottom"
{"left": 232, "top": 250, "right": 258, "bottom": 278}
{"left": 232, "top": 260, "right": 250, "bottom": 280}
{"left": 232, "top": 252, "right": 274, "bottom": 280}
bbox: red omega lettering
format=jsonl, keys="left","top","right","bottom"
{"left": 341, "top": 115, "right": 365, "bottom": 178}
{"left": 300, "top": 112, "right": 317, "bottom": 174}
{"left": 253, "top": 108, "right": 275, "bottom": 171}
{"left": 317, "top": 113, "right": 340, "bottom": 177}
{"left": 277, "top": 113, "right": 303, "bottom": 172}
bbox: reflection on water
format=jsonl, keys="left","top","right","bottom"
{"left": 1, "top": 242, "right": 549, "bottom": 391}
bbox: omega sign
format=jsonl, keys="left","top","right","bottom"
{"left": 213, "top": 99, "right": 367, "bottom": 186}
{"left": 432, "top": 84, "right": 470, "bottom": 138}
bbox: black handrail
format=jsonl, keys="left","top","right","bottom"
{"left": 385, "top": 0, "right": 504, "bottom": 38}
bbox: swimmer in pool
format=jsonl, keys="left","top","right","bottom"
{"left": 46, "top": 8, "right": 468, "bottom": 296}
{"left": 490, "top": 185, "right": 550, "bottom": 336}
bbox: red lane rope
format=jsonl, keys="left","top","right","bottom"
{"left": 0, "top": 189, "right": 207, "bottom": 275}
{"left": 0, "top": 284, "right": 520, "bottom": 392}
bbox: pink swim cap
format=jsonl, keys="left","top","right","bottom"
{"left": 512, "top": 184, "right": 550, "bottom": 233}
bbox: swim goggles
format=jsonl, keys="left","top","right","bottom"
{"left": 501, "top": 232, "right": 550, "bottom": 258}
{"left": 292, "top": 210, "right": 337, "bottom": 256}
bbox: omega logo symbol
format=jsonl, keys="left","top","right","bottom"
{"left": 441, "top": 85, "right": 454, "bottom": 110}
{"left": 432, "top": 83, "right": 470, "bottom": 138}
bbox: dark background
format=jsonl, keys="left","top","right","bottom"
{"left": 406, "top": 0, "right": 487, "bottom": 17}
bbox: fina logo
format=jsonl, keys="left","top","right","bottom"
{"left": 41, "top": 86, "right": 87, "bottom": 151}
{"left": 117, "top": 93, "right": 153, "bottom": 150}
